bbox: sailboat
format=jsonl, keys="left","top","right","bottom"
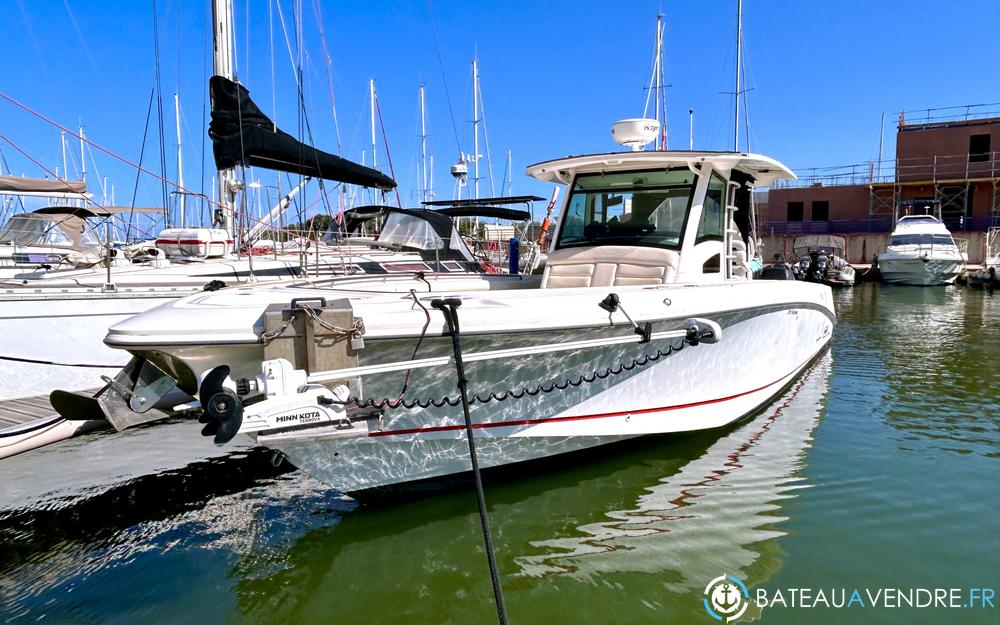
{"left": 57, "top": 112, "right": 836, "bottom": 494}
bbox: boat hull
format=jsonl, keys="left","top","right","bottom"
{"left": 878, "top": 256, "right": 962, "bottom": 286}
{"left": 0, "top": 293, "right": 172, "bottom": 402}
{"left": 259, "top": 300, "right": 834, "bottom": 493}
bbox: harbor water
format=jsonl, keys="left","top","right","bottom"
{"left": 0, "top": 283, "right": 997, "bottom": 624}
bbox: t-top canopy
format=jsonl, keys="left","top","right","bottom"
{"left": 422, "top": 194, "right": 544, "bottom": 207}
{"left": 209, "top": 76, "right": 396, "bottom": 190}
{"left": 435, "top": 206, "right": 530, "bottom": 221}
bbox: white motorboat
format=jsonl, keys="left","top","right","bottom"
{"left": 69, "top": 127, "right": 836, "bottom": 495}
{"left": 878, "top": 215, "right": 964, "bottom": 285}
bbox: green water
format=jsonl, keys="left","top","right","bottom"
{"left": 1, "top": 284, "right": 998, "bottom": 624}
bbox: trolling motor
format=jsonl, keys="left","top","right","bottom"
{"left": 197, "top": 359, "right": 356, "bottom": 445}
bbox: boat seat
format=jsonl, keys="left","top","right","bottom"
{"left": 541, "top": 245, "right": 679, "bottom": 288}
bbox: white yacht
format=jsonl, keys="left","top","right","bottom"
{"left": 65, "top": 123, "right": 836, "bottom": 495}
{"left": 878, "top": 215, "right": 964, "bottom": 285}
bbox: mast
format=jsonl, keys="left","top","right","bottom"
{"left": 79, "top": 126, "right": 86, "bottom": 208}
{"left": 472, "top": 57, "right": 480, "bottom": 201}
{"left": 734, "top": 0, "right": 743, "bottom": 152}
{"left": 174, "top": 92, "right": 186, "bottom": 227}
{"left": 420, "top": 84, "right": 428, "bottom": 203}
{"left": 61, "top": 131, "right": 68, "bottom": 195}
{"left": 369, "top": 79, "right": 377, "bottom": 171}
{"left": 212, "top": 0, "right": 236, "bottom": 241}
{"left": 654, "top": 14, "right": 663, "bottom": 150}
{"left": 877, "top": 112, "right": 885, "bottom": 181}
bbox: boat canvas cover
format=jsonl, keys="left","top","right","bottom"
{"left": 208, "top": 76, "right": 396, "bottom": 190}
{"left": 793, "top": 235, "right": 847, "bottom": 254}
{"left": 0, "top": 212, "right": 101, "bottom": 251}
{"left": 0, "top": 175, "right": 86, "bottom": 195}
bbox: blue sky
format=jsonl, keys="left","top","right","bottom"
{"left": 2, "top": 0, "right": 998, "bottom": 224}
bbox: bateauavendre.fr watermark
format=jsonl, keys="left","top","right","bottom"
{"left": 703, "top": 574, "right": 996, "bottom": 622}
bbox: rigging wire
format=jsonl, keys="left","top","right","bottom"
{"left": 374, "top": 95, "right": 403, "bottom": 209}
{"left": 424, "top": 0, "right": 463, "bottom": 159}
{"left": 127, "top": 88, "right": 156, "bottom": 242}
{"left": 152, "top": 0, "right": 171, "bottom": 227}
{"left": 310, "top": 0, "right": 343, "bottom": 154}
{"left": 476, "top": 74, "right": 496, "bottom": 197}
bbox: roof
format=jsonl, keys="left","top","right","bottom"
{"left": 525, "top": 150, "right": 796, "bottom": 186}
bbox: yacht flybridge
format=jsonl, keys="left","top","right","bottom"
{"left": 57, "top": 130, "right": 835, "bottom": 494}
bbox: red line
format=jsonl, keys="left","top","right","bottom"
{"left": 368, "top": 353, "right": 816, "bottom": 438}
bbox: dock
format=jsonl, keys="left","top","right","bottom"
{"left": 0, "top": 390, "right": 105, "bottom": 459}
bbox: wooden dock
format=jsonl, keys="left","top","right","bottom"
{"left": 0, "top": 392, "right": 64, "bottom": 428}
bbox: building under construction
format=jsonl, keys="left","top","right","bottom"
{"left": 759, "top": 103, "right": 999, "bottom": 264}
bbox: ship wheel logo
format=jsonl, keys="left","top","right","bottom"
{"left": 703, "top": 575, "right": 749, "bottom": 622}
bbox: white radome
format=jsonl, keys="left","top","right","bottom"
{"left": 611, "top": 118, "right": 660, "bottom": 151}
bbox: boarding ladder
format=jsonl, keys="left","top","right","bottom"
{"left": 724, "top": 203, "right": 751, "bottom": 279}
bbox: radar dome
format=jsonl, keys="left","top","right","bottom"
{"left": 611, "top": 118, "right": 660, "bottom": 151}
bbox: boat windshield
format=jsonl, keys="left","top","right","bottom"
{"left": 889, "top": 233, "right": 955, "bottom": 246}
{"left": 0, "top": 213, "right": 101, "bottom": 249}
{"left": 557, "top": 168, "right": 696, "bottom": 250}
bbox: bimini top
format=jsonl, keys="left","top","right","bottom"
{"left": 525, "top": 150, "right": 796, "bottom": 186}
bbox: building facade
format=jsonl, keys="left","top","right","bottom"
{"left": 758, "top": 106, "right": 999, "bottom": 264}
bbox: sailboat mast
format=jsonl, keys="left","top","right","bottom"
{"left": 79, "top": 126, "right": 86, "bottom": 208}
{"left": 472, "top": 57, "right": 480, "bottom": 201}
{"left": 174, "top": 93, "right": 186, "bottom": 227}
{"left": 212, "top": 0, "right": 236, "bottom": 241}
{"left": 654, "top": 14, "right": 663, "bottom": 150}
{"left": 420, "top": 84, "right": 428, "bottom": 203}
{"left": 734, "top": 0, "right": 743, "bottom": 152}
{"left": 370, "top": 79, "right": 377, "bottom": 171}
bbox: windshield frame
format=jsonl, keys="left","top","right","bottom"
{"left": 554, "top": 167, "right": 697, "bottom": 252}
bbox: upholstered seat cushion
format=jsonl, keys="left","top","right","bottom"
{"left": 541, "top": 245, "right": 679, "bottom": 288}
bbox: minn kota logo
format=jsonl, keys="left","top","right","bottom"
{"left": 703, "top": 575, "right": 750, "bottom": 622}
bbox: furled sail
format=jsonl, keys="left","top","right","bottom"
{"left": 208, "top": 76, "right": 396, "bottom": 190}
{"left": 0, "top": 175, "right": 87, "bottom": 195}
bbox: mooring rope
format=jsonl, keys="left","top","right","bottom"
{"left": 0, "top": 354, "right": 119, "bottom": 368}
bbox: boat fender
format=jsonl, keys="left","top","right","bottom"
{"left": 684, "top": 318, "right": 722, "bottom": 346}
{"left": 203, "top": 279, "right": 227, "bottom": 291}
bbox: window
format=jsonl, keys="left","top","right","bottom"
{"left": 889, "top": 233, "right": 956, "bottom": 247}
{"left": 969, "top": 134, "right": 990, "bottom": 163}
{"left": 696, "top": 173, "right": 726, "bottom": 243}
{"left": 557, "top": 169, "right": 696, "bottom": 250}
{"left": 812, "top": 201, "right": 829, "bottom": 222}
{"left": 787, "top": 201, "right": 804, "bottom": 222}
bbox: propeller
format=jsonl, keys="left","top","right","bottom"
{"left": 198, "top": 365, "right": 231, "bottom": 411}
{"left": 200, "top": 389, "right": 244, "bottom": 445}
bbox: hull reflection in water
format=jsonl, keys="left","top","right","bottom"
{"left": 516, "top": 351, "right": 832, "bottom": 589}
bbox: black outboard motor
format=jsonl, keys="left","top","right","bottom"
{"left": 814, "top": 251, "right": 829, "bottom": 282}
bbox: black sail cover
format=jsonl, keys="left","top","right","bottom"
{"left": 209, "top": 76, "right": 396, "bottom": 189}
